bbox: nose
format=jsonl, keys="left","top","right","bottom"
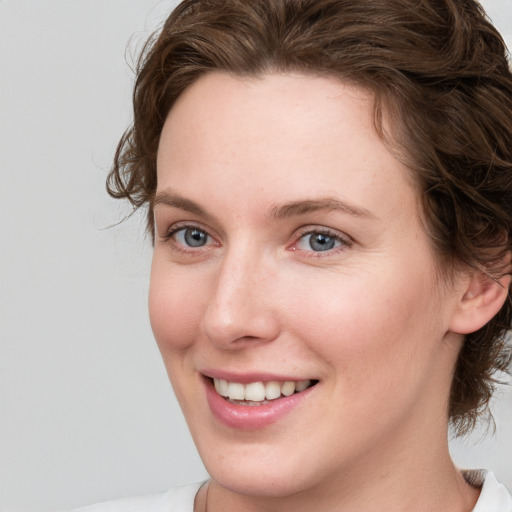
{"left": 200, "top": 248, "right": 280, "bottom": 348}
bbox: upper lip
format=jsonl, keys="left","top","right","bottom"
{"left": 200, "top": 369, "right": 315, "bottom": 384}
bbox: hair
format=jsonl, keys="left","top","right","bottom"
{"left": 108, "top": 0, "right": 512, "bottom": 435}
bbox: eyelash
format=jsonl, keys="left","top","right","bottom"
{"left": 162, "top": 223, "right": 218, "bottom": 255}
{"left": 290, "top": 227, "right": 352, "bottom": 256}
{"left": 161, "top": 224, "right": 352, "bottom": 256}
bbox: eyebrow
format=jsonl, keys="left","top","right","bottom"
{"left": 153, "top": 190, "right": 374, "bottom": 220}
{"left": 270, "top": 197, "right": 375, "bottom": 220}
{"left": 153, "top": 190, "right": 212, "bottom": 219}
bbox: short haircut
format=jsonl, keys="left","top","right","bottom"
{"left": 108, "top": 0, "right": 512, "bottom": 435}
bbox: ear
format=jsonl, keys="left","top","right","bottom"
{"left": 449, "top": 270, "right": 510, "bottom": 335}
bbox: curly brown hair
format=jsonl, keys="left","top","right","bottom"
{"left": 109, "top": 0, "right": 512, "bottom": 435}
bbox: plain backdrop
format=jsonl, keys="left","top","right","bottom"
{"left": 1, "top": 1, "right": 511, "bottom": 511}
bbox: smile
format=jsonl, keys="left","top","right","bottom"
{"left": 204, "top": 375, "right": 318, "bottom": 429}
{"left": 213, "top": 378, "right": 314, "bottom": 405}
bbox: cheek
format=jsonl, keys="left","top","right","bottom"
{"left": 289, "top": 266, "right": 443, "bottom": 377}
{"left": 148, "top": 259, "right": 207, "bottom": 353}
{"left": 287, "top": 271, "right": 447, "bottom": 436}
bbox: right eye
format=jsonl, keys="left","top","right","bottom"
{"left": 172, "top": 226, "right": 212, "bottom": 248}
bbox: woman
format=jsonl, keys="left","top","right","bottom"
{"left": 75, "top": 0, "right": 512, "bottom": 510}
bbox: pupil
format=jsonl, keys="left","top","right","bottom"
{"left": 185, "top": 228, "right": 207, "bottom": 247}
{"left": 310, "top": 233, "right": 335, "bottom": 251}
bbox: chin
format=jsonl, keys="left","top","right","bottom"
{"left": 209, "top": 463, "right": 311, "bottom": 498}
{"left": 196, "top": 437, "right": 330, "bottom": 499}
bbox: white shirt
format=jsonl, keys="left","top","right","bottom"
{"left": 69, "top": 482, "right": 203, "bottom": 512}
{"left": 69, "top": 470, "right": 512, "bottom": 511}
{"left": 466, "top": 470, "right": 512, "bottom": 512}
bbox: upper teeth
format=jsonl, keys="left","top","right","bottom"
{"left": 213, "top": 378, "right": 312, "bottom": 402}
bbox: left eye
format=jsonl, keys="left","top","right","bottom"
{"left": 174, "top": 227, "right": 211, "bottom": 247}
{"left": 296, "top": 231, "right": 344, "bottom": 252}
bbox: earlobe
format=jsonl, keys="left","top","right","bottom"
{"left": 449, "top": 271, "right": 511, "bottom": 335}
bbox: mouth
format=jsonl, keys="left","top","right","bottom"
{"left": 210, "top": 377, "right": 318, "bottom": 406}
{"left": 202, "top": 373, "right": 319, "bottom": 429}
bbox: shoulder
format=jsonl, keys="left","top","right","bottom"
{"left": 67, "top": 482, "right": 204, "bottom": 512}
{"left": 463, "top": 470, "right": 512, "bottom": 512}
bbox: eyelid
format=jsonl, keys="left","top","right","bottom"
{"left": 160, "top": 220, "right": 215, "bottom": 240}
{"left": 159, "top": 221, "right": 221, "bottom": 253}
{"left": 289, "top": 225, "right": 353, "bottom": 254}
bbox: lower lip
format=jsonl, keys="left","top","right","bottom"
{"left": 204, "top": 378, "right": 315, "bottom": 430}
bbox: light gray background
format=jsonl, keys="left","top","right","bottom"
{"left": 1, "top": 1, "right": 511, "bottom": 511}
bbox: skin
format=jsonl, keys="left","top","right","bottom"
{"left": 150, "top": 72, "right": 482, "bottom": 511}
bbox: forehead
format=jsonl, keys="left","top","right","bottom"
{"left": 158, "top": 73, "right": 372, "bottom": 176}
{"left": 156, "top": 72, "right": 420, "bottom": 225}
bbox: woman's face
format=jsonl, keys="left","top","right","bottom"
{"left": 150, "top": 72, "right": 465, "bottom": 497}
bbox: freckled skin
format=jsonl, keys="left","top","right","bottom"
{"left": 150, "top": 73, "right": 478, "bottom": 512}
